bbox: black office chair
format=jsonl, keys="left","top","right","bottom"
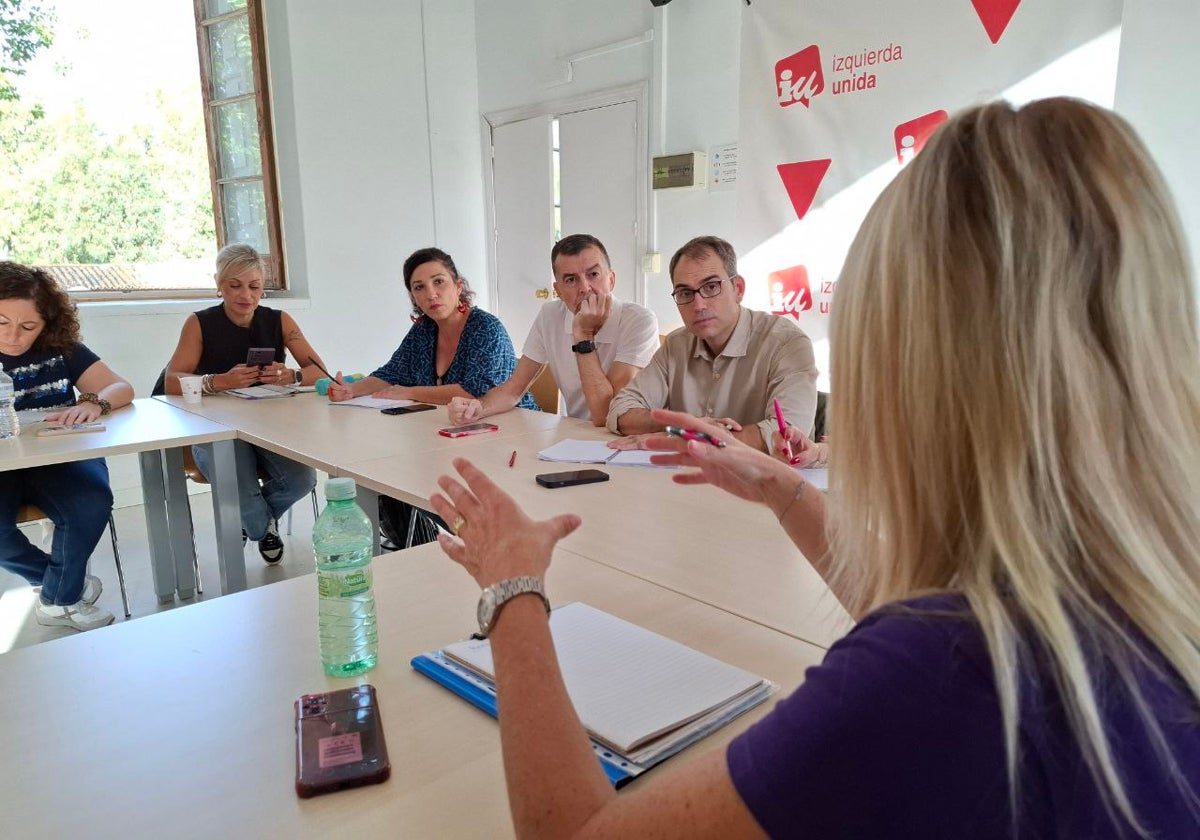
{"left": 812, "top": 391, "right": 828, "bottom": 441}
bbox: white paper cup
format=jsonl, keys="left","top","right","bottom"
{"left": 180, "top": 376, "right": 204, "bottom": 404}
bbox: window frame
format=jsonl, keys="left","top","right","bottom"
{"left": 192, "top": 0, "right": 285, "bottom": 290}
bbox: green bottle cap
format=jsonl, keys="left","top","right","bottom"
{"left": 324, "top": 476, "right": 357, "bottom": 501}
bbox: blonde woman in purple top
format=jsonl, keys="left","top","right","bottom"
{"left": 426, "top": 98, "right": 1200, "bottom": 838}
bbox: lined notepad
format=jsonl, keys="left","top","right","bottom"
{"left": 443, "top": 602, "right": 770, "bottom": 755}
{"left": 537, "top": 439, "right": 672, "bottom": 469}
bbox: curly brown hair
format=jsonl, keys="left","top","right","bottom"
{"left": 0, "top": 262, "right": 81, "bottom": 353}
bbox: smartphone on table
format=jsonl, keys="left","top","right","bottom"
{"left": 535, "top": 469, "right": 610, "bottom": 489}
{"left": 246, "top": 347, "right": 276, "bottom": 367}
{"left": 381, "top": 404, "right": 437, "bottom": 415}
{"left": 295, "top": 684, "right": 390, "bottom": 798}
{"left": 437, "top": 422, "right": 499, "bottom": 438}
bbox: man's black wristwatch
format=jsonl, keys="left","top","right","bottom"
{"left": 571, "top": 340, "right": 596, "bottom": 354}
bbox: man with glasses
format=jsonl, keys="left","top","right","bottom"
{"left": 607, "top": 235, "right": 817, "bottom": 454}
{"left": 447, "top": 233, "right": 659, "bottom": 426}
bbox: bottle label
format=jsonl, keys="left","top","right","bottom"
{"left": 318, "top": 566, "right": 372, "bottom": 598}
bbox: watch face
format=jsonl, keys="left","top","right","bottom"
{"left": 477, "top": 587, "right": 499, "bottom": 633}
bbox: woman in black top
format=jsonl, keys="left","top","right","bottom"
{"left": 164, "top": 244, "right": 328, "bottom": 564}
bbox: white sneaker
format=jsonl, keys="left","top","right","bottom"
{"left": 80, "top": 574, "right": 103, "bottom": 605}
{"left": 35, "top": 600, "right": 115, "bottom": 631}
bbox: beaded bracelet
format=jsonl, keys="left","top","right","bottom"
{"left": 201, "top": 373, "right": 218, "bottom": 395}
{"left": 76, "top": 392, "right": 112, "bottom": 415}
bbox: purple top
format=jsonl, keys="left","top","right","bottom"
{"left": 727, "top": 595, "right": 1200, "bottom": 838}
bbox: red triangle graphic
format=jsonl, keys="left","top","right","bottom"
{"left": 777, "top": 159, "right": 832, "bottom": 221}
{"left": 970, "top": 0, "right": 1021, "bottom": 44}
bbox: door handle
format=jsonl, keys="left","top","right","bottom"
{"left": 535, "top": 288, "right": 552, "bottom": 299}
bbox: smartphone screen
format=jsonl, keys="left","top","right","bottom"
{"left": 246, "top": 347, "right": 276, "bottom": 367}
{"left": 295, "top": 685, "right": 390, "bottom": 798}
{"left": 438, "top": 423, "right": 499, "bottom": 438}
{"left": 535, "top": 469, "right": 610, "bottom": 489}
{"left": 381, "top": 404, "right": 437, "bottom": 415}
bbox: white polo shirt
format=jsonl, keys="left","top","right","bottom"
{"left": 522, "top": 298, "right": 660, "bottom": 420}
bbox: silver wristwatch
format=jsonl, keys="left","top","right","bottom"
{"left": 476, "top": 576, "right": 550, "bottom": 637}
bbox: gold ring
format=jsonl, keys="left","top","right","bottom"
{"left": 451, "top": 515, "right": 467, "bottom": 536}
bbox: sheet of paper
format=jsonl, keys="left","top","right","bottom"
{"left": 537, "top": 439, "right": 617, "bottom": 463}
{"left": 796, "top": 467, "right": 828, "bottom": 491}
{"left": 445, "top": 602, "right": 765, "bottom": 752}
{"left": 226, "top": 384, "right": 297, "bottom": 399}
{"left": 329, "top": 396, "right": 418, "bottom": 409}
{"left": 609, "top": 450, "right": 673, "bottom": 469}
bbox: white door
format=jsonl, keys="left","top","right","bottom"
{"left": 559, "top": 100, "right": 639, "bottom": 303}
{"left": 491, "top": 114, "right": 555, "bottom": 351}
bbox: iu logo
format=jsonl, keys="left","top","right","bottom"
{"left": 894, "top": 110, "right": 948, "bottom": 165}
{"left": 768, "top": 266, "right": 813, "bottom": 319}
{"left": 775, "top": 45, "right": 824, "bottom": 109}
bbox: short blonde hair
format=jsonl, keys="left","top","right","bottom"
{"left": 829, "top": 98, "right": 1200, "bottom": 830}
{"left": 215, "top": 243, "right": 265, "bottom": 288}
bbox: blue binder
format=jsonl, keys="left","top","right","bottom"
{"left": 411, "top": 650, "right": 643, "bottom": 787}
{"left": 411, "top": 647, "right": 774, "bottom": 789}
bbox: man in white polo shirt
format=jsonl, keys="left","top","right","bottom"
{"left": 447, "top": 233, "right": 659, "bottom": 426}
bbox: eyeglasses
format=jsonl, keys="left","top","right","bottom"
{"left": 671, "top": 278, "right": 729, "bottom": 305}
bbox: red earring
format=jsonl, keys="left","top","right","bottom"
{"left": 456, "top": 300, "right": 469, "bottom": 314}
{"left": 410, "top": 312, "right": 424, "bottom": 323}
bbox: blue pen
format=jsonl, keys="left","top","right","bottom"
{"left": 664, "top": 425, "right": 727, "bottom": 448}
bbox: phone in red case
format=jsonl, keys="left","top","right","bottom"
{"left": 295, "top": 685, "right": 390, "bottom": 798}
{"left": 437, "top": 422, "right": 499, "bottom": 438}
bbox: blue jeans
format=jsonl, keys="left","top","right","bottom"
{"left": 0, "top": 459, "right": 113, "bottom": 605}
{"left": 191, "top": 441, "right": 316, "bottom": 541}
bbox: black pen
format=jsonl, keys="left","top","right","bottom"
{"left": 308, "top": 356, "right": 335, "bottom": 381}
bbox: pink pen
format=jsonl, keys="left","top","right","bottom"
{"left": 773, "top": 398, "right": 793, "bottom": 461}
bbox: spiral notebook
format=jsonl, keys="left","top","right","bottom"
{"left": 411, "top": 602, "right": 775, "bottom": 786}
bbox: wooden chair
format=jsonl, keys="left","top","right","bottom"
{"left": 529, "top": 364, "right": 559, "bottom": 415}
{"left": 17, "top": 504, "right": 131, "bottom": 618}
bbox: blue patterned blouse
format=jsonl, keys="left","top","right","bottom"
{"left": 370, "top": 308, "right": 538, "bottom": 409}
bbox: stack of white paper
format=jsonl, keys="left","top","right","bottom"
{"left": 443, "top": 602, "right": 773, "bottom": 759}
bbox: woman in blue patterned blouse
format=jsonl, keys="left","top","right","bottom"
{"left": 328, "top": 247, "right": 537, "bottom": 410}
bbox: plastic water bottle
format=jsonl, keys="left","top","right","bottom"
{"left": 313, "top": 477, "right": 378, "bottom": 676}
{"left": 0, "top": 364, "right": 18, "bottom": 440}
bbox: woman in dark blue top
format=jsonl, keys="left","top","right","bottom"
{"left": 328, "top": 247, "right": 536, "bottom": 410}
{"left": 0, "top": 262, "right": 134, "bottom": 632}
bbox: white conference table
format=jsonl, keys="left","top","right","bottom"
{"left": 0, "top": 398, "right": 243, "bottom": 601}
{"left": 157, "top": 393, "right": 853, "bottom": 649}
{"left": 0, "top": 542, "right": 825, "bottom": 839}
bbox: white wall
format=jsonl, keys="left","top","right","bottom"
{"left": 474, "top": 0, "right": 742, "bottom": 332}
{"left": 1114, "top": 0, "right": 1200, "bottom": 288}
{"left": 77, "top": 0, "right": 486, "bottom": 506}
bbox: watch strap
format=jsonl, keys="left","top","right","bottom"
{"left": 571, "top": 340, "right": 596, "bottom": 354}
{"left": 479, "top": 576, "right": 549, "bottom": 636}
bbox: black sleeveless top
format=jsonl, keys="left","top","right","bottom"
{"left": 193, "top": 304, "right": 285, "bottom": 375}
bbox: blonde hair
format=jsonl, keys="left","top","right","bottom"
{"left": 829, "top": 98, "right": 1200, "bottom": 830}
{"left": 215, "top": 243, "right": 265, "bottom": 288}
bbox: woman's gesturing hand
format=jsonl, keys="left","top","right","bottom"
{"left": 431, "top": 457, "right": 581, "bottom": 588}
{"left": 643, "top": 408, "right": 803, "bottom": 514}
